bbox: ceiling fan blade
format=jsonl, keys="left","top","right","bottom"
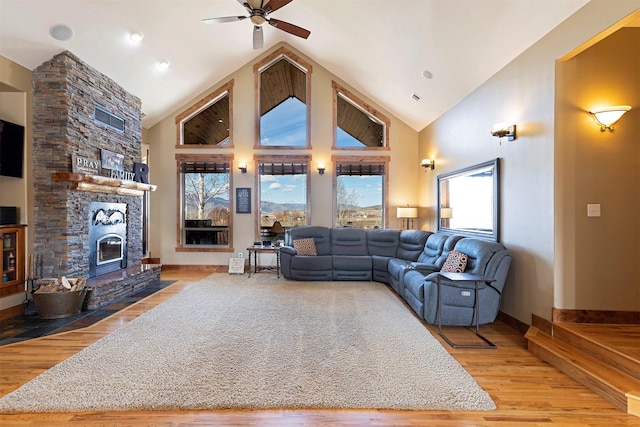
{"left": 202, "top": 16, "right": 247, "bottom": 24}
{"left": 264, "top": 0, "right": 294, "bottom": 14}
{"left": 253, "top": 25, "right": 264, "bottom": 50}
{"left": 267, "top": 18, "right": 310, "bottom": 39}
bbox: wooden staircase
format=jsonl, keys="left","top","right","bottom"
{"left": 525, "top": 322, "right": 640, "bottom": 415}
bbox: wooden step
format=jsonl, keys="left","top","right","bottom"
{"left": 525, "top": 326, "right": 640, "bottom": 413}
{"left": 628, "top": 391, "right": 640, "bottom": 417}
{"left": 553, "top": 323, "right": 640, "bottom": 379}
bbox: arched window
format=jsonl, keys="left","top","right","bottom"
{"left": 255, "top": 47, "right": 311, "bottom": 148}
{"left": 332, "top": 81, "right": 390, "bottom": 150}
{"left": 176, "top": 80, "right": 233, "bottom": 147}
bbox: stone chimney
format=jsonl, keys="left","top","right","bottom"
{"left": 32, "top": 51, "right": 144, "bottom": 279}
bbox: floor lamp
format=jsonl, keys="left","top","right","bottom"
{"left": 397, "top": 207, "right": 418, "bottom": 230}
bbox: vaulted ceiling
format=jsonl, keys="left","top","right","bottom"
{"left": 0, "top": 0, "right": 590, "bottom": 131}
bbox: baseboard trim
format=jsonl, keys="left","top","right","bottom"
{"left": 497, "top": 311, "right": 529, "bottom": 335}
{"left": 0, "top": 303, "right": 24, "bottom": 321}
{"left": 552, "top": 308, "right": 640, "bottom": 324}
{"left": 161, "top": 264, "right": 227, "bottom": 272}
{"left": 531, "top": 313, "right": 553, "bottom": 335}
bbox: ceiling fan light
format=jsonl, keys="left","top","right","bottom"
{"left": 250, "top": 15, "right": 266, "bottom": 25}
{"left": 247, "top": 0, "right": 263, "bottom": 9}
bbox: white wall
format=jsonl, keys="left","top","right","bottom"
{"left": 0, "top": 55, "right": 32, "bottom": 312}
{"left": 146, "top": 43, "right": 420, "bottom": 266}
{"left": 419, "top": 1, "right": 640, "bottom": 324}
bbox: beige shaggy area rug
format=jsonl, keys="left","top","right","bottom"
{"left": 0, "top": 274, "right": 495, "bottom": 412}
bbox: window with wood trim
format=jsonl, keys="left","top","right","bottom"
{"left": 255, "top": 48, "right": 311, "bottom": 148}
{"left": 333, "top": 156, "right": 389, "bottom": 229}
{"left": 176, "top": 80, "right": 233, "bottom": 147}
{"left": 332, "top": 81, "right": 390, "bottom": 150}
{"left": 256, "top": 155, "right": 311, "bottom": 239}
{"left": 176, "top": 154, "right": 233, "bottom": 251}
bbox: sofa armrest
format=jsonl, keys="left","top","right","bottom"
{"left": 280, "top": 246, "right": 297, "bottom": 256}
{"left": 408, "top": 262, "right": 438, "bottom": 275}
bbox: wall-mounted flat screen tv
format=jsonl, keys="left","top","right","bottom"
{"left": 0, "top": 119, "right": 25, "bottom": 178}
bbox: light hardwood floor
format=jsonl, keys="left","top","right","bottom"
{"left": 1, "top": 270, "right": 638, "bottom": 426}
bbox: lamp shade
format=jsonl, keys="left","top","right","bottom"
{"left": 590, "top": 106, "right": 631, "bottom": 130}
{"left": 397, "top": 207, "right": 418, "bottom": 219}
{"left": 440, "top": 207, "right": 453, "bottom": 219}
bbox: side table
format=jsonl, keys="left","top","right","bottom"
{"left": 247, "top": 246, "right": 280, "bottom": 278}
{"left": 436, "top": 271, "right": 497, "bottom": 349}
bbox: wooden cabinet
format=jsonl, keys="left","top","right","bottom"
{"left": 1, "top": 225, "right": 25, "bottom": 297}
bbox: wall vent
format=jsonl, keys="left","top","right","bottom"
{"left": 94, "top": 107, "right": 125, "bottom": 132}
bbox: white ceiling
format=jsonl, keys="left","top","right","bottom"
{"left": 0, "top": 0, "right": 589, "bottom": 131}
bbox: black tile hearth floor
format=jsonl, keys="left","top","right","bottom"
{"left": 0, "top": 280, "right": 176, "bottom": 346}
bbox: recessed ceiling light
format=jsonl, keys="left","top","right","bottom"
{"left": 50, "top": 24, "right": 74, "bottom": 41}
{"left": 422, "top": 70, "right": 433, "bottom": 79}
{"left": 158, "top": 60, "right": 171, "bottom": 70}
{"left": 130, "top": 32, "right": 144, "bottom": 42}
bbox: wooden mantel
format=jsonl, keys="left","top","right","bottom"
{"left": 52, "top": 173, "right": 157, "bottom": 197}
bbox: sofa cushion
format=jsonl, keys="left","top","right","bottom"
{"left": 396, "top": 230, "right": 430, "bottom": 261}
{"left": 331, "top": 228, "right": 368, "bottom": 256}
{"left": 293, "top": 238, "right": 317, "bottom": 256}
{"left": 371, "top": 255, "right": 392, "bottom": 283}
{"left": 332, "top": 255, "right": 373, "bottom": 281}
{"left": 417, "top": 233, "right": 448, "bottom": 264}
{"left": 453, "top": 238, "right": 506, "bottom": 275}
{"left": 366, "top": 229, "right": 401, "bottom": 257}
{"left": 288, "top": 226, "right": 332, "bottom": 255}
{"left": 403, "top": 269, "right": 428, "bottom": 316}
{"left": 387, "top": 257, "right": 412, "bottom": 293}
{"left": 289, "top": 255, "right": 333, "bottom": 281}
{"left": 441, "top": 250, "right": 468, "bottom": 273}
{"left": 434, "top": 235, "right": 465, "bottom": 269}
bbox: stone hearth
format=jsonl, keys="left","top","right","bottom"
{"left": 84, "top": 265, "right": 161, "bottom": 310}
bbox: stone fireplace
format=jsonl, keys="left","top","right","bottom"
{"left": 31, "top": 51, "right": 159, "bottom": 308}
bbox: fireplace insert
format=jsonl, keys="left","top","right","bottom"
{"left": 89, "top": 202, "right": 127, "bottom": 277}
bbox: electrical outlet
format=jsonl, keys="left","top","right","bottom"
{"left": 587, "top": 204, "right": 601, "bottom": 217}
{"left": 461, "top": 291, "right": 471, "bottom": 297}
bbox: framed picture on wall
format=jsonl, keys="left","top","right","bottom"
{"left": 101, "top": 149, "right": 124, "bottom": 171}
{"left": 236, "top": 187, "right": 251, "bottom": 214}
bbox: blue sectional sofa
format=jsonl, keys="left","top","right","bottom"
{"left": 279, "top": 226, "right": 512, "bottom": 326}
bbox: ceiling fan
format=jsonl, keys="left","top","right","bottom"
{"left": 202, "top": 0, "right": 311, "bottom": 50}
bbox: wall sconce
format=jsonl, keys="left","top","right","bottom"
{"left": 317, "top": 163, "right": 326, "bottom": 175}
{"left": 397, "top": 206, "right": 418, "bottom": 230}
{"left": 491, "top": 123, "right": 516, "bottom": 142}
{"left": 238, "top": 163, "right": 247, "bottom": 174}
{"left": 421, "top": 159, "right": 435, "bottom": 170}
{"left": 589, "top": 106, "right": 631, "bottom": 132}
